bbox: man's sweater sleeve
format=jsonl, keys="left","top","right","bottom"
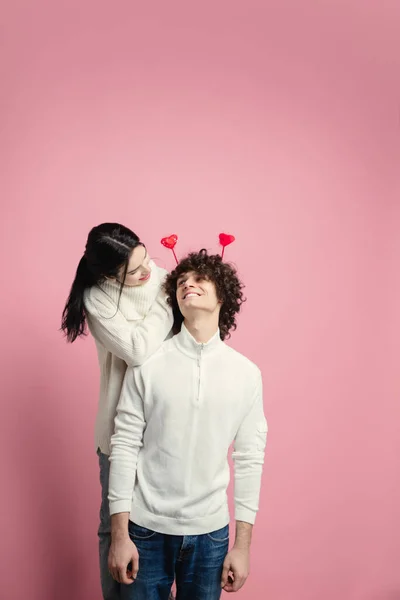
{"left": 84, "top": 289, "right": 173, "bottom": 367}
{"left": 108, "top": 367, "right": 146, "bottom": 515}
{"left": 233, "top": 371, "right": 267, "bottom": 525}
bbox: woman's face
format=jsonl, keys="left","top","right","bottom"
{"left": 119, "top": 244, "right": 152, "bottom": 287}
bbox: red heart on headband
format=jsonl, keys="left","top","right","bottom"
{"left": 161, "top": 234, "right": 178, "bottom": 249}
{"left": 219, "top": 233, "right": 235, "bottom": 247}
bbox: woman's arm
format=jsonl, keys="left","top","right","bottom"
{"left": 84, "top": 288, "right": 173, "bottom": 367}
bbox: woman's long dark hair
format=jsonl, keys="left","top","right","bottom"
{"left": 61, "top": 223, "right": 142, "bottom": 342}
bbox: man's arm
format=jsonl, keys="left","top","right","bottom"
{"left": 108, "top": 512, "right": 139, "bottom": 585}
{"left": 234, "top": 520, "right": 253, "bottom": 551}
{"left": 221, "top": 521, "right": 252, "bottom": 593}
{"left": 108, "top": 367, "right": 146, "bottom": 584}
{"left": 221, "top": 372, "right": 267, "bottom": 593}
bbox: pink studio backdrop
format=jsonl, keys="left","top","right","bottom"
{"left": 1, "top": 1, "right": 399, "bottom": 599}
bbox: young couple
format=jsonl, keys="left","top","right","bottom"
{"left": 62, "top": 223, "right": 267, "bottom": 600}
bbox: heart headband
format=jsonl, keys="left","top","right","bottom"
{"left": 161, "top": 233, "right": 235, "bottom": 264}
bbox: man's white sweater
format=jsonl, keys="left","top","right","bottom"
{"left": 83, "top": 261, "right": 173, "bottom": 454}
{"left": 109, "top": 324, "right": 267, "bottom": 535}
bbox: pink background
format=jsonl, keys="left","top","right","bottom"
{"left": 1, "top": 1, "right": 399, "bottom": 599}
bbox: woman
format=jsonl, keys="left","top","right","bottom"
{"left": 62, "top": 223, "right": 173, "bottom": 600}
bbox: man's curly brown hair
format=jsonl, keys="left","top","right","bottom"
{"left": 163, "top": 249, "right": 245, "bottom": 340}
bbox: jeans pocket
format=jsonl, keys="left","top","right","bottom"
{"left": 128, "top": 521, "right": 157, "bottom": 540}
{"left": 207, "top": 525, "right": 230, "bottom": 543}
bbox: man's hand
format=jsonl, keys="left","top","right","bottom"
{"left": 108, "top": 535, "right": 139, "bottom": 585}
{"left": 221, "top": 547, "right": 250, "bottom": 593}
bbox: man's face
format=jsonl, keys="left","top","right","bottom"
{"left": 176, "top": 271, "right": 221, "bottom": 318}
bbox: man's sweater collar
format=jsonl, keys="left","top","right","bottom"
{"left": 173, "top": 323, "right": 223, "bottom": 359}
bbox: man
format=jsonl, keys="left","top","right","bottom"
{"left": 108, "top": 249, "right": 267, "bottom": 599}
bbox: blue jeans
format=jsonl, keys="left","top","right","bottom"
{"left": 98, "top": 450, "right": 121, "bottom": 600}
{"left": 121, "top": 521, "right": 229, "bottom": 600}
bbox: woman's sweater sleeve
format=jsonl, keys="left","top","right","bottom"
{"left": 84, "top": 288, "right": 173, "bottom": 367}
